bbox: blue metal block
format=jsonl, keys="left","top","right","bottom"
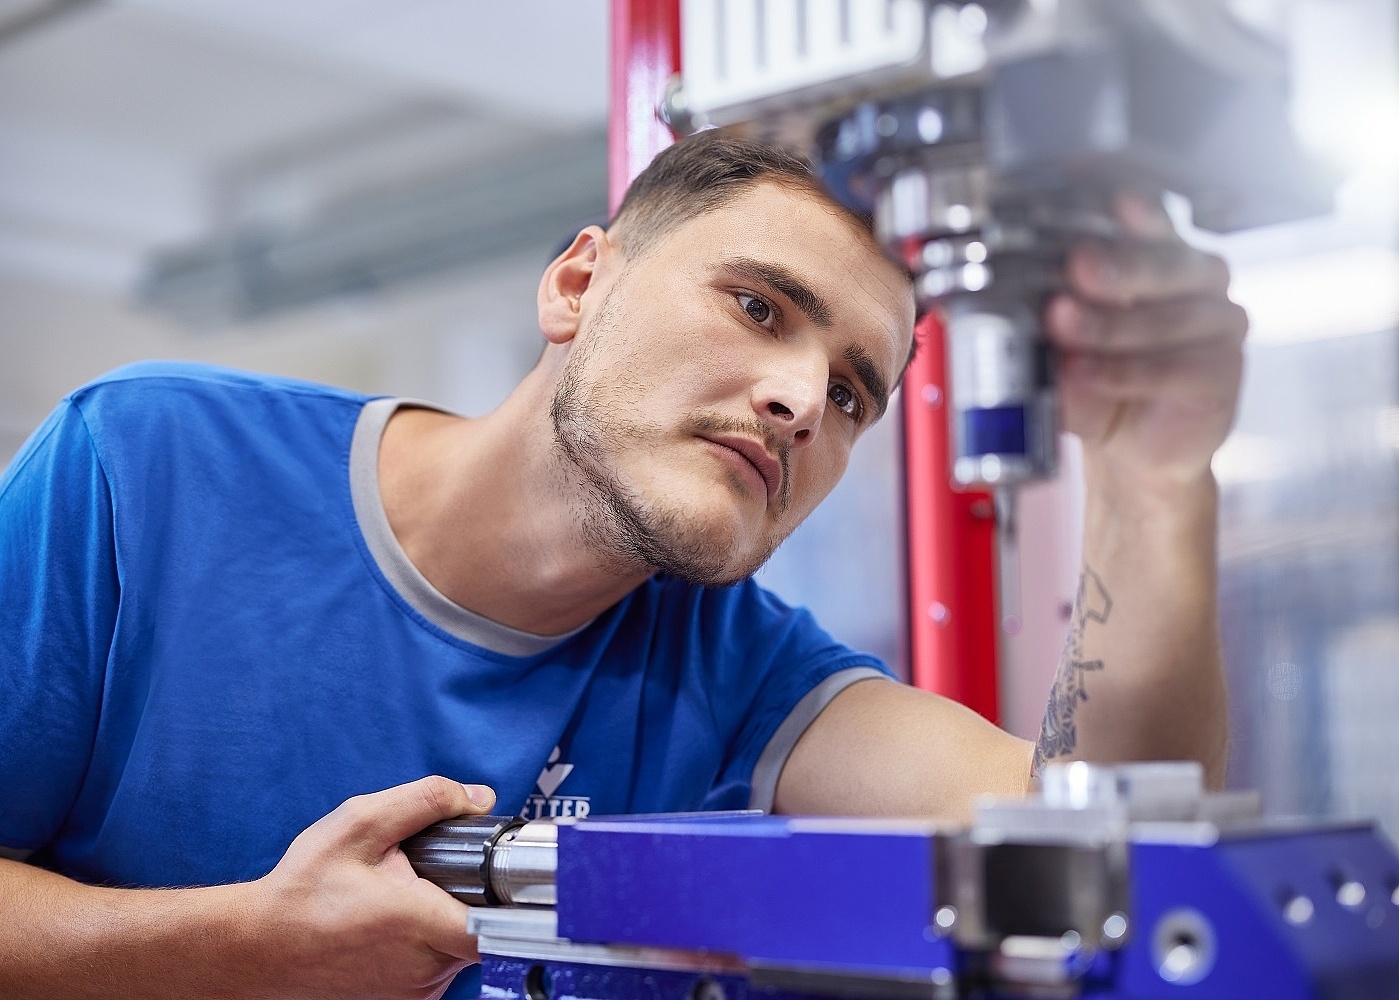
{"left": 1116, "top": 826, "right": 1399, "bottom": 998}
{"left": 556, "top": 815, "right": 956, "bottom": 978}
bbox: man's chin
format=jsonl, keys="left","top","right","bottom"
{"left": 643, "top": 528, "right": 782, "bottom": 588}
{"left": 572, "top": 462, "right": 785, "bottom": 585}
{"left": 649, "top": 557, "right": 763, "bottom": 589}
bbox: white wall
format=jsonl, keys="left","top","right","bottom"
{"left": 0, "top": 250, "right": 551, "bottom": 463}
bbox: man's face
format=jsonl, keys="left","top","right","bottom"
{"left": 551, "top": 180, "right": 915, "bottom": 586}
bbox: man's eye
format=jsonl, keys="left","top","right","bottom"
{"left": 829, "top": 382, "right": 863, "bottom": 420}
{"left": 737, "top": 293, "right": 774, "bottom": 328}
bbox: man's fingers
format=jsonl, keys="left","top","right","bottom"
{"left": 1065, "top": 238, "right": 1231, "bottom": 307}
{"left": 332, "top": 776, "right": 498, "bottom": 853}
{"left": 1046, "top": 293, "right": 1248, "bottom": 354}
{"left": 1059, "top": 340, "right": 1244, "bottom": 403}
{"left": 407, "top": 877, "right": 483, "bottom": 962}
{"left": 258, "top": 776, "right": 496, "bottom": 995}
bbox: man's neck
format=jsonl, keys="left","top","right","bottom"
{"left": 376, "top": 391, "right": 651, "bottom": 636}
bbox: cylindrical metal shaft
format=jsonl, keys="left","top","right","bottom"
{"left": 490, "top": 819, "right": 559, "bottom": 906}
{"left": 402, "top": 815, "right": 558, "bottom": 907}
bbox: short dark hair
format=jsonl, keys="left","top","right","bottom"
{"left": 608, "top": 130, "right": 875, "bottom": 257}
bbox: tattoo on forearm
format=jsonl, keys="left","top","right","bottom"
{"left": 1032, "top": 566, "right": 1113, "bottom": 777}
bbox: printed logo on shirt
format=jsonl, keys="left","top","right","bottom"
{"left": 521, "top": 745, "right": 592, "bottom": 820}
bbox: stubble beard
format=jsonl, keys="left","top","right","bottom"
{"left": 549, "top": 298, "right": 791, "bottom": 588}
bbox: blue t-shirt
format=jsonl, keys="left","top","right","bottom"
{"left": 0, "top": 362, "right": 889, "bottom": 996}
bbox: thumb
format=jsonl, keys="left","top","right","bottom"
{"left": 1113, "top": 189, "right": 1180, "bottom": 243}
{"left": 330, "top": 776, "right": 498, "bottom": 858}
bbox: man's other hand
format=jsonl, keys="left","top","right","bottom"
{"left": 1046, "top": 191, "right": 1248, "bottom": 492}
{"left": 251, "top": 775, "right": 497, "bottom": 1000}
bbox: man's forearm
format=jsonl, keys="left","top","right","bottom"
{"left": 0, "top": 857, "right": 263, "bottom": 1000}
{"left": 0, "top": 778, "right": 487, "bottom": 1000}
{"left": 1032, "top": 466, "right": 1229, "bottom": 787}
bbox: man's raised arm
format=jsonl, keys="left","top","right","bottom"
{"left": 774, "top": 191, "right": 1241, "bottom": 818}
{"left": 1034, "top": 191, "right": 1240, "bottom": 787}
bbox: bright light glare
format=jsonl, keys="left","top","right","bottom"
{"left": 1379, "top": 406, "right": 1399, "bottom": 451}
{"left": 1298, "top": 95, "right": 1399, "bottom": 175}
{"left": 1212, "top": 432, "right": 1288, "bottom": 485}
{"left": 1230, "top": 246, "right": 1399, "bottom": 346}
{"left": 1289, "top": 0, "right": 1399, "bottom": 177}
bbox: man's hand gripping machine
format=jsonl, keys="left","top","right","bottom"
{"left": 660, "top": 0, "right": 1329, "bottom": 490}
{"left": 405, "top": 763, "right": 1399, "bottom": 999}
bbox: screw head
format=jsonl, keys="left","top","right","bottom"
{"left": 1102, "top": 912, "right": 1129, "bottom": 943}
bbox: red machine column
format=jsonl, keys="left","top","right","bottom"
{"left": 608, "top": 0, "right": 681, "bottom": 213}
{"left": 903, "top": 312, "right": 1001, "bottom": 721}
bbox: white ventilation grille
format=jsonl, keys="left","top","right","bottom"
{"left": 679, "top": 0, "right": 932, "bottom": 125}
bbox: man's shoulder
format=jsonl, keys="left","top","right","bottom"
{"left": 67, "top": 360, "right": 374, "bottom": 411}
{"left": 64, "top": 361, "right": 378, "bottom": 442}
{"left": 50, "top": 362, "right": 384, "bottom": 486}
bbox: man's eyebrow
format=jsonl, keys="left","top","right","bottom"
{"left": 720, "top": 257, "right": 834, "bottom": 328}
{"left": 845, "top": 344, "right": 890, "bottom": 420}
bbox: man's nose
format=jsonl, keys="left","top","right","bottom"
{"left": 752, "top": 353, "right": 826, "bottom": 447}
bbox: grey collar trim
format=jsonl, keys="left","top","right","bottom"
{"left": 349, "top": 397, "right": 586, "bottom": 657}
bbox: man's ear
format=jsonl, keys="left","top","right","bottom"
{"left": 538, "top": 225, "right": 612, "bottom": 345}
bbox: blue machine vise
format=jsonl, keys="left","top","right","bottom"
{"left": 404, "top": 763, "right": 1399, "bottom": 998}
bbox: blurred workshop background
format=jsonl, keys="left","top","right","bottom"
{"left": 0, "top": 0, "right": 1396, "bottom": 834}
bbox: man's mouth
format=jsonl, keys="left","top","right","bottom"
{"left": 703, "top": 434, "right": 783, "bottom": 506}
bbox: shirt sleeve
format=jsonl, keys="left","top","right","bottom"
{"left": 0, "top": 400, "right": 118, "bottom": 853}
{"left": 697, "top": 580, "right": 894, "bottom": 814}
{"left": 745, "top": 664, "right": 889, "bottom": 812}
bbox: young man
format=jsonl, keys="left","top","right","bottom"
{"left": 0, "top": 131, "right": 1243, "bottom": 998}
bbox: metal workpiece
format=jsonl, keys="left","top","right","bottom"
{"left": 931, "top": 762, "right": 1255, "bottom": 958}
{"left": 401, "top": 814, "right": 557, "bottom": 907}
{"left": 1040, "top": 759, "right": 1207, "bottom": 814}
{"left": 933, "top": 764, "right": 1204, "bottom": 957}
{"left": 490, "top": 819, "right": 560, "bottom": 907}
{"left": 401, "top": 814, "right": 517, "bottom": 906}
{"left": 934, "top": 826, "right": 1131, "bottom": 958}
{"left": 980, "top": 760, "right": 1263, "bottom": 841}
